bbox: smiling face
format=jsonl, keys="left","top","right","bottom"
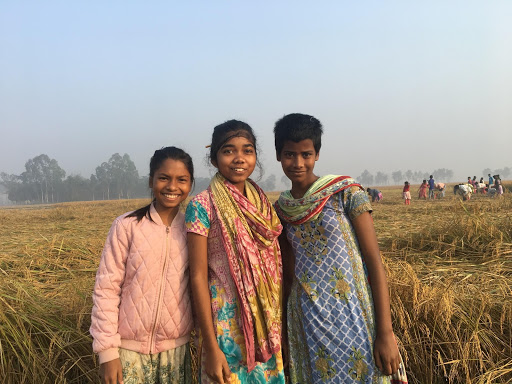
{"left": 278, "top": 139, "right": 319, "bottom": 197}
{"left": 212, "top": 135, "right": 256, "bottom": 194}
{"left": 150, "top": 158, "right": 192, "bottom": 221}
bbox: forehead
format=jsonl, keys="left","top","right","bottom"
{"left": 154, "top": 158, "right": 190, "bottom": 175}
{"left": 221, "top": 135, "right": 254, "bottom": 147}
{"left": 281, "top": 139, "right": 316, "bottom": 153}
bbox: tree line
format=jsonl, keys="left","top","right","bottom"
{"left": 1, "top": 154, "right": 510, "bottom": 204}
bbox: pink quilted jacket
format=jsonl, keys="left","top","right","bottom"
{"left": 90, "top": 204, "right": 193, "bottom": 364}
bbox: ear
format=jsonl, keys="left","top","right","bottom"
{"left": 276, "top": 152, "right": 281, "bottom": 161}
{"left": 315, "top": 150, "right": 320, "bottom": 161}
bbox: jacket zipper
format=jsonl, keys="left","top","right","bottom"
{"left": 149, "top": 225, "right": 170, "bottom": 353}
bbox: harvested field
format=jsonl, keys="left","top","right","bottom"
{"left": 0, "top": 185, "right": 511, "bottom": 383}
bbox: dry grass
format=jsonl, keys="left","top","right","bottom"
{"left": 0, "top": 187, "right": 511, "bottom": 383}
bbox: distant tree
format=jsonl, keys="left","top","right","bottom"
{"left": 432, "top": 168, "right": 454, "bottom": 182}
{"left": 95, "top": 162, "right": 111, "bottom": 199}
{"left": 482, "top": 168, "right": 492, "bottom": 177}
{"left": 260, "top": 174, "right": 277, "bottom": 191}
{"left": 63, "top": 175, "right": 90, "bottom": 202}
{"left": 358, "top": 170, "right": 374, "bottom": 186}
{"left": 494, "top": 167, "right": 511, "bottom": 179}
{"left": 404, "top": 170, "right": 413, "bottom": 182}
{"left": 280, "top": 175, "right": 290, "bottom": 190}
{"left": 375, "top": 171, "right": 388, "bottom": 186}
{"left": 21, "top": 154, "right": 66, "bottom": 203}
{"left": 412, "top": 171, "right": 424, "bottom": 183}
{"left": 392, "top": 170, "right": 403, "bottom": 185}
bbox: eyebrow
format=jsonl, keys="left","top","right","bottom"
{"left": 221, "top": 143, "right": 255, "bottom": 149}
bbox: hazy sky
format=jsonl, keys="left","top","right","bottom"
{"left": 1, "top": 1, "right": 511, "bottom": 186}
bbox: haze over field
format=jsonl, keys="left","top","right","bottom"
{"left": 1, "top": 1, "right": 511, "bottom": 184}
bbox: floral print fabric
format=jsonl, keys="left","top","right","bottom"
{"left": 118, "top": 344, "right": 191, "bottom": 384}
{"left": 186, "top": 190, "right": 285, "bottom": 384}
{"left": 281, "top": 185, "right": 397, "bottom": 383}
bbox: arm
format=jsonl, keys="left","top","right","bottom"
{"left": 90, "top": 218, "right": 128, "bottom": 383}
{"left": 351, "top": 212, "right": 400, "bottom": 376}
{"left": 188, "top": 232, "right": 232, "bottom": 384}
{"left": 278, "top": 231, "right": 295, "bottom": 369}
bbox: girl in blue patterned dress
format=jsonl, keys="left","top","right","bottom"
{"left": 273, "top": 113, "right": 408, "bottom": 384}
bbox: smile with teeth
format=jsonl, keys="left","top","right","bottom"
{"left": 162, "top": 193, "right": 180, "bottom": 199}
{"left": 232, "top": 168, "right": 246, "bottom": 172}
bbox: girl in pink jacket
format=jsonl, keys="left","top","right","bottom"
{"left": 90, "top": 146, "right": 194, "bottom": 384}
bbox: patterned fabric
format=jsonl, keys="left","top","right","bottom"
{"left": 119, "top": 344, "right": 191, "bottom": 384}
{"left": 208, "top": 173, "right": 283, "bottom": 370}
{"left": 275, "top": 175, "right": 362, "bottom": 225}
{"left": 186, "top": 184, "right": 286, "bottom": 383}
{"left": 277, "top": 176, "right": 407, "bottom": 384}
{"left": 418, "top": 183, "right": 428, "bottom": 199}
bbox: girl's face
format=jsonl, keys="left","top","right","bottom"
{"left": 213, "top": 135, "right": 256, "bottom": 194}
{"left": 150, "top": 158, "right": 192, "bottom": 218}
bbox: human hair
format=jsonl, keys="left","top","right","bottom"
{"left": 405, "top": 181, "right": 409, "bottom": 185}
{"left": 208, "top": 119, "right": 262, "bottom": 176}
{"left": 273, "top": 113, "right": 323, "bottom": 156}
{"left": 128, "top": 146, "right": 194, "bottom": 222}
{"left": 429, "top": 175, "right": 433, "bottom": 178}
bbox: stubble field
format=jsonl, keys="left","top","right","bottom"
{"left": 0, "top": 185, "right": 511, "bottom": 383}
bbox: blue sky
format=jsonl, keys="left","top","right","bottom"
{"left": 1, "top": 1, "right": 511, "bottom": 186}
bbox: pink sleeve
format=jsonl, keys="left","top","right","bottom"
{"left": 89, "top": 216, "right": 129, "bottom": 363}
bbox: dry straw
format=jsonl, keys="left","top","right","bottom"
{"left": 0, "top": 185, "right": 511, "bottom": 383}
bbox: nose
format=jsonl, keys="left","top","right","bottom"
{"left": 233, "top": 151, "right": 246, "bottom": 163}
{"left": 293, "top": 156, "right": 304, "bottom": 168}
{"left": 167, "top": 179, "right": 178, "bottom": 190}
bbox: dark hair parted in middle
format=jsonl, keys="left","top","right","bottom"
{"left": 273, "top": 113, "right": 323, "bottom": 156}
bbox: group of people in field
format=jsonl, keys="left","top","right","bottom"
{"left": 454, "top": 174, "right": 504, "bottom": 201}
{"left": 367, "top": 171, "right": 507, "bottom": 207}
{"left": 90, "top": 114, "right": 409, "bottom": 384}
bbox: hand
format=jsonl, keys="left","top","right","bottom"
{"left": 204, "top": 346, "right": 233, "bottom": 383}
{"left": 99, "top": 358, "right": 124, "bottom": 384}
{"left": 373, "top": 331, "right": 400, "bottom": 376}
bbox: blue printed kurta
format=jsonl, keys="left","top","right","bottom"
{"left": 282, "top": 186, "right": 393, "bottom": 384}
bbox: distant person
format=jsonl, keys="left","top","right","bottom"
{"left": 90, "top": 147, "right": 194, "bottom": 384}
{"left": 418, "top": 180, "right": 428, "bottom": 199}
{"left": 488, "top": 173, "right": 494, "bottom": 187}
{"left": 495, "top": 175, "right": 503, "bottom": 197}
{"left": 273, "top": 113, "right": 407, "bottom": 383}
{"left": 479, "top": 177, "right": 484, "bottom": 184}
{"left": 472, "top": 176, "right": 477, "bottom": 185}
{"left": 428, "top": 175, "right": 435, "bottom": 199}
{"left": 403, "top": 181, "right": 411, "bottom": 205}
{"left": 367, "top": 187, "right": 383, "bottom": 202}
{"left": 467, "top": 176, "right": 473, "bottom": 186}
{"left": 435, "top": 182, "right": 446, "bottom": 198}
{"left": 454, "top": 183, "right": 473, "bottom": 201}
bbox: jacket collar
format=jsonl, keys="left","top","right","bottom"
{"left": 149, "top": 202, "right": 185, "bottom": 228}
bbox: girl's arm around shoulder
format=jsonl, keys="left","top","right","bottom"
{"left": 351, "top": 211, "right": 400, "bottom": 376}
{"left": 90, "top": 216, "right": 130, "bottom": 364}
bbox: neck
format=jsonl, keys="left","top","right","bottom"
{"left": 290, "top": 175, "right": 319, "bottom": 199}
{"left": 154, "top": 204, "right": 179, "bottom": 226}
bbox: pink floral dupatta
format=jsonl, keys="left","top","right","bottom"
{"left": 208, "top": 173, "right": 283, "bottom": 371}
